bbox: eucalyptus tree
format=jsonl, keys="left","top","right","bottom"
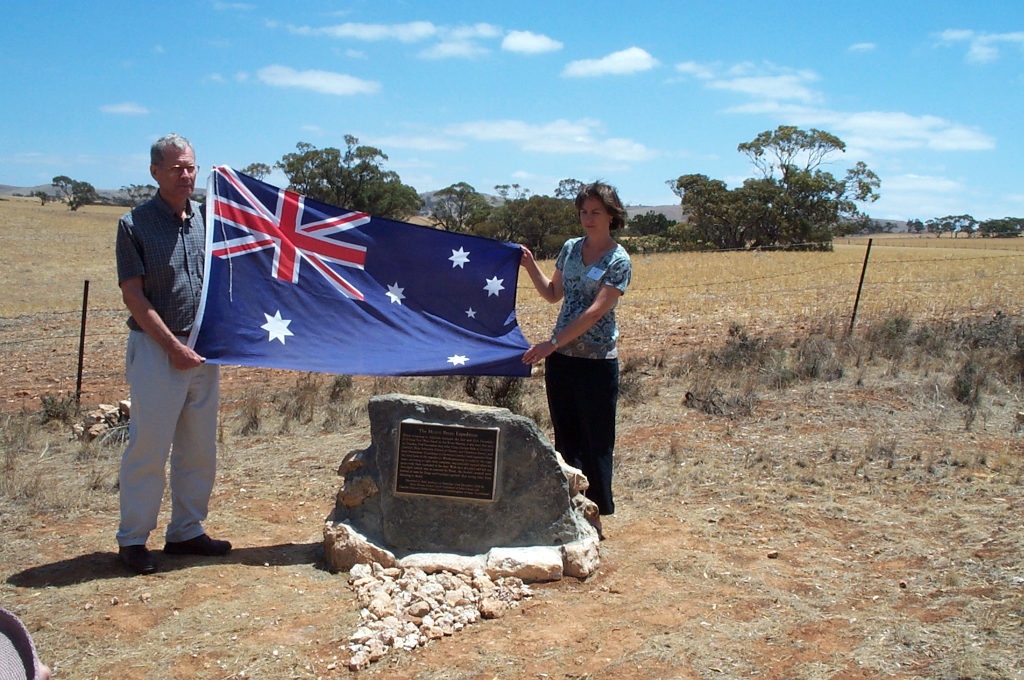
{"left": 277, "top": 136, "right": 421, "bottom": 219}
{"left": 240, "top": 162, "right": 272, "bottom": 180}
{"left": 52, "top": 175, "right": 99, "bottom": 211}
{"left": 430, "top": 182, "right": 492, "bottom": 232}
{"left": 669, "top": 126, "right": 881, "bottom": 249}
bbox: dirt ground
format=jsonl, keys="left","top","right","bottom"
{"left": 2, "top": 307, "right": 1023, "bottom": 680}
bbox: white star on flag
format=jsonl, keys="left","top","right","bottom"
{"left": 386, "top": 282, "right": 405, "bottom": 304}
{"left": 483, "top": 276, "right": 505, "bottom": 297}
{"left": 261, "top": 310, "right": 294, "bottom": 344}
{"left": 449, "top": 247, "right": 470, "bottom": 268}
{"left": 465, "top": 307, "right": 477, "bottom": 319}
{"left": 447, "top": 354, "right": 469, "bottom": 366}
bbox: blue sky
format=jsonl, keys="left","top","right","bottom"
{"left": 1, "top": 1, "right": 1022, "bottom": 220}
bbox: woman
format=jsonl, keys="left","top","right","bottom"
{"left": 520, "top": 181, "right": 632, "bottom": 535}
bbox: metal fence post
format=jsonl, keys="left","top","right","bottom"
{"left": 75, "top": 279, "right": 89, "bottom": 408}
{"left": 848, "top": 239, "right": 872, "bottom": 334}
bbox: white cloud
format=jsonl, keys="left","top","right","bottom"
{"left": 288, "top": 21, "right": 438, "bottom": 42}
{"left": 869, "top": 173, "right": 968, "bottom": 219}
{"left": 257, "top": 65, "right": 380, "bottom": 95}
{"left": 885, "top": 173, "right": 963, "bottom": 194}
{"left": 417, "top": 24, "right": 505, "bottom": 59}
{"left": 502, "top": 30, "right": 562, "bottom": 54}
{"left": 848, "top": 42, "right": 877, "bottom": 52}
{"left": 100, "top": 102, "right": 149, "bottom": 115}
{"left": 676, "top": 61, "right": 822, "bottom": 103}
{"left": 828, "top": 110, "right": 993, "bottom": 152}
{"left": 938, "top": 29, "right": 974, "bottom": 42}
{"left": 685, "top": 58, "right": 994, "bottom": 156}
{"left": 370, "top": 135, "right": 464, "bottom": 152}
{"left": 712, "top": 73, "right": 821, "bottom": 103}
{"left": 419, "top": 41, "right": 489, "bottom": 60}
{"left": 728, "top": 102, "right": 995, "bottom": 153}
{"left": 938, "top": 29, "right": 1024, "bottom": 63}
{"left": 445, "top": 118, "right": 657, "bottom": 162}
{"left": 562, "top": 47, "right": 658, "bottom": 77}
{"left": 4, "top": 151, "right": 70, "bottom": 167}
{"left": 449, "top": 23, "right": 502, "bottom": 40}
{"left": 675, "top": 60, "right": 717, "bottom": 79}
{"left": 286, "top": 21, "right": 509, "bottom": 60}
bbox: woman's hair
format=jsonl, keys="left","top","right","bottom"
{"left": 150, "top": 133, "right": 193, "bottom": 166}
{"left": 574, "top": 181, "right": 627, "bottom": 231}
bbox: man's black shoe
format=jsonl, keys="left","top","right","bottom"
{"left": 119, "top": 545, "right": 157, "bottom": 575}
{"left": 163, "top": 534, "right": 232, "bottom": 556}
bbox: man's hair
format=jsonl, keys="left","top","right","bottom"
{"left": 150, "top": 133, "right": 193, "bottom": 166}
{"left": 574, "top": 181, "right": 627, "bottom": 231}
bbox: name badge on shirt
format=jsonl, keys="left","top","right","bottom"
{"left": 587, "top": 267, "right": 605, "bottom": 281}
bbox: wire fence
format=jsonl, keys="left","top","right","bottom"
{"left": 2, "top": 240, "right": 1022, "bottom": 411}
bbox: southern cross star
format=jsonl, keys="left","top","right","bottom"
{"left": 449, "top": 247, "right": 470, "bottom": 268}
{"left": 261, "top": 310, "right": 294, "bottom": 344}
{"left": 386, "top": 282, "right": 405, "bottom": 305}
{"left": 483, "top": 276, "right": 504, "bottom": 297}
{"left": 465, "top": 307, "right": 477, "bottom": 319}
{"left": 447, "top": 354, "right": 469, "bottom": 366}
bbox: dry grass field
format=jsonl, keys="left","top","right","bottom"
{"left": 1, "top": 194, "right": 1023, "bottom": 679}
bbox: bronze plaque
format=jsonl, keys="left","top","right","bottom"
{"left": 395, "top": 420, "right": 499, "bottom": 501}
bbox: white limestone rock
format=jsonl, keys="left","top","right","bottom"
{"left": 485, "top": 546, "right": 563, "bottom": 582}
{"left": 562, "top": 535, "right": 601, "bottom": 579}
{"left": 398, "top": 552, "right": 486, "bottom": 575}
{"left": 323, "top": 522, "right": 396, "bottom": 571}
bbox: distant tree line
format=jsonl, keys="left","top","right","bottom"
{"left": 28, "top": 177, "right": 155, "bottom": 210}
{"left": 905, "top": 215, "right": 1023, "bottom": 238}
{"left": 37, "top": 126, "right": 1020, "bottom": 245}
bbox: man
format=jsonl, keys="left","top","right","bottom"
{"left": 114, "top": 133, "right": 230, "bottom": 575}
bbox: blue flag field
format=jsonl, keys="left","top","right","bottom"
{"left": 189, "top": 166, "right": 531, "bottom": 377}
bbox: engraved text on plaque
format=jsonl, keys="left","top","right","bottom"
{"left": 395, "top": 421, "right": 499, "bottom": 500}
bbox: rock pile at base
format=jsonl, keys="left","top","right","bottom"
{"left": 73, "top": 400, "right": 130, "bottom": 441}
{"left": 344, "top": 562, "right": 531, "bottom": 671}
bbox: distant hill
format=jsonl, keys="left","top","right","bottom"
{"left": 0, "top": 184, "right": 54, "bottom": 197}
{"left": 0, "top": 183, "right": 150, "bottom": 203}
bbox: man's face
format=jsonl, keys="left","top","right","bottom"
{"left": 150, "top": 145, "right": 197, "bottom": 206}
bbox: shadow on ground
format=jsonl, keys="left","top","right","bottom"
{"left": 6, "top": 542, "right": 324, "bottom": 587}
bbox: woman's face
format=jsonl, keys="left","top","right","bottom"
{"left": 579, "top": 196, "right": 613, "bottom": 235}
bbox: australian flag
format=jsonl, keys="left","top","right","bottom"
{"left": 189, "top": 166, "right": 531, "bottom": 376}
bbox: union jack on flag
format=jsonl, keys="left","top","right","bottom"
{"left": 210, "top": 169, "right": 369, "bottom": 300}
{"left": 189, "top": 166, "right": 531, "bottom": 377}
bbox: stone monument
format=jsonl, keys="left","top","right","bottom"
{"left": 324, "top": 393, "right": 601, "bottom": 580}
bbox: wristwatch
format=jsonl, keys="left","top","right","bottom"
{"left": 549, "top": 335, "right": 559, "bottom": 348}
